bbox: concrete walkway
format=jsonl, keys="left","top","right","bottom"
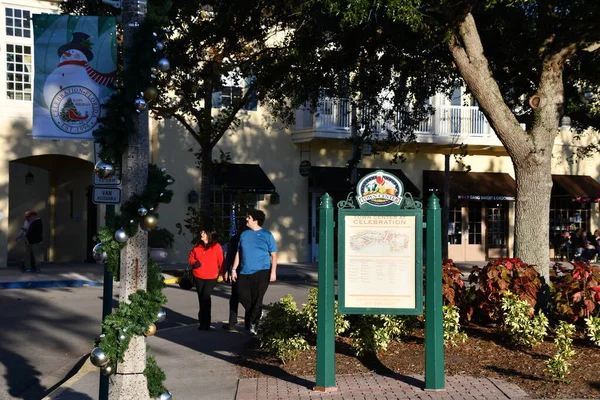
{"left": 0, "top": 262, "right": 534, "bottom": 400}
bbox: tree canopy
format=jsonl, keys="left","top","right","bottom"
{"left": 271, "top": 0, "right": 600, "bottom": 279}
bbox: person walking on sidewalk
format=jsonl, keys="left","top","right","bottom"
{"left": 222, "top": 220, "right": 248, "bottom": 331}
{"left": 231, "top": 209, "right": 277, "bottom": 335}
{"left": 15, "top": 211, "right": 43, "bottom": 272}
{"left": 189, "top": 227, "right": 224, "bottom": 330}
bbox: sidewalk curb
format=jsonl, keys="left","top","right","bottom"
{"left": 0, "top": 280, "right": 103, "bottom": 289}
{"left": 42, "top": 356, "right": 95, "bottom": 400}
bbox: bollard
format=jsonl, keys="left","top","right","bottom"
{"left": 314, "top": 193, "right": 337, "bottom": 392}
{"left": 425, "top": 193, "right": 445, "bottom": 390}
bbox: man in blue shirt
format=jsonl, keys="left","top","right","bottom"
{"left": 231, "top": 209, "right": 277, "bottom": 335}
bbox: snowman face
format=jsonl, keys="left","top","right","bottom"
{"left": 60, "top": 49, "right": 87, "bottom": 62}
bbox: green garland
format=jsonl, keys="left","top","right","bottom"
{"left": 91, "top": 1, "right": 174, "bottom": 396}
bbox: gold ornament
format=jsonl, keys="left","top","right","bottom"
{"left": 144, "top": 87, "right": 158, "bottom": 101}
{"left": 145, "top": 323, "right": 157, "bottom": 337}
{"left": 143, "top": 214, "right": 159, "bottom": 229}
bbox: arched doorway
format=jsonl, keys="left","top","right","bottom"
{"left": 8, "top": 155, "right": 96, "bottom": 265}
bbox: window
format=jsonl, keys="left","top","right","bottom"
{"left": 221, "top": 86, "right": 242, "bottom": 108}
{"left": 6, "top": 8, "right": 32, "bottom": 38}
{"left": 448, "top": 207, "right": 462, "bottom": 245}
{"left": 6, "top": 44, "right": 32, "bottom": 100}
{"left": 486, "top": 205, "right": 507, "bottom": 247}
{"left": 211, "top": 76, "right": 258, "bottom": 110}
{"left": 549, "top": 197, "right": 591, "bottom": 240}
{"left": 210, "top": 190, "right": 256, "bottom": 239}
{"left": 468, "top": 202, "right": 482, "bottom": 245}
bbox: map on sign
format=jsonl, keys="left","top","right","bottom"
{"left": 349, "top": 230, "right": 410, "bottom": 253}
{"left": 342, "top": 214, "right": 416, "bottom": 310}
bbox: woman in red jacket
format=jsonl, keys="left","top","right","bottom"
{"left": 188, "top": 228, "right": 224, "bottom": 330}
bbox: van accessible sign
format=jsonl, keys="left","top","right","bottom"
{"left": 92, "top": 187, "right": 121, "bottom": 204}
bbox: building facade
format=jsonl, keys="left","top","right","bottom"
{"left": 1, "top": 1, "right": 599, "bottom": 268}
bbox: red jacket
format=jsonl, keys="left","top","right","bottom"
{"left": 188, "top": 243, "right": 224, "bottom": 280}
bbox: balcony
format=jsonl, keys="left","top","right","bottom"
{"left": 292, "top": 98, "right": 504, "bottom": 149}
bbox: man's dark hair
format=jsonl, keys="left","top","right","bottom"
{"left": 248, "top": 209, "right": 266, "bottom": 227}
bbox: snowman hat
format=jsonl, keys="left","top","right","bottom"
{"left": 57, "top": 32, "right": 94, "bottom": 61}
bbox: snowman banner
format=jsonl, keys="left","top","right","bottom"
{"left": 32, "top": 15, "right": 117, "bottom": 140}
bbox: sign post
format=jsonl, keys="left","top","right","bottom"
{"left": 314, "top": 169, "right": 445, "bottom": 392}
{"left": 425, "top": 194, "right": 444, "bottom": 390}
{"left": 314, "top": 194, "right": 337, "bottom": 392}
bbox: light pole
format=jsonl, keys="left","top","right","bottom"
{"left": 107, "top": 1, "right": 151, "bottom": 398}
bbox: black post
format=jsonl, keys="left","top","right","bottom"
{"left": 348, "top": 103, "right": 360, "bottom": 187}
{"left": 442, "top": 154, "right": 450, "bottom": 260}
{"left": 99, "top": 204, "right": 115, "bottom": 400}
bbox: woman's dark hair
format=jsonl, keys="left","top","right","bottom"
{"left": 197, "top": 226, "right": 219, "bottom": 249}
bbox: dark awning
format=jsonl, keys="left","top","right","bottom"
{"left": 552, "top": 175, "right": 600, "bottom": 198}
{"left": 210, "top": 164, "right": 275, "bottom": 194}
{"left": 309, "top": 167, "right": 420, "bottom": 197}
{"left": 423, "top": 170, "right": 516, "bottom": 201}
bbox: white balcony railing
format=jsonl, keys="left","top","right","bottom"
{"left": 293, "top": 98, "right": 498, "bottom": 144}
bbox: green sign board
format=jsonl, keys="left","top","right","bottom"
{"left": 338, "top": 170, "right": 423, "bottom": 315}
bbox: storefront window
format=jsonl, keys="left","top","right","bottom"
{"left": 210, "top": 190, "right": 256, "bottom": 237}
{"left": 448, "top": 207, "right": 462, "bottom": 244}
{"left": 487, "top": 204, "right": 507, "bottom": 247}
{"left": 468, "top": 202, "right": 482, "bottom": 245}
{"left": 549, "top": 197, "right": 591, "bottom": 239}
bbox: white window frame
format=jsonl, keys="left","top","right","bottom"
{"left": 1, "top": 2, "right": 59, "bottom": 107}
{"left": 6, "top": 43, "right": 33, "bottom": 101}
{"left": 5, "top": 7, "right": 32, "bottom": 38}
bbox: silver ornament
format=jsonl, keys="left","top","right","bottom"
{"left": 134, "top": 97, "right": 147, "bottom": 112}
{"left": 167, "top": 179, "right": 173, "bottom": 184}
{"left": 92, "top": 243, "right": 108, "bottom": 264}
{"left": 157, "top": 310, "right": 166, "bottom": 323}
{"left": 159, "top": 192, "right": 164, "bottom": 197}
{"left": 157, "top": 57, "right": 170, "bottom": 72}
{"left": 138, "top": 207, "right": 148, "bottom": 216}
{"left": 155, "top": 41, "right": 164, "bottom": 51}
{"left": 160, "top": 168, "right": 166, "bottom": 173}
{"left": 151, "top": 67, "right": 158, "bottom": 74}
{"left": 114, "top": 229, "right": 129, "bottom": 243}
{"left": 94, "top": 161, "right": 115, "bottom": 180}
{"left": 130, "top": 219, "right": 134, "bottom": 224}
{"left": 159, "top": 392, "right": 172, "bottom": 400}
{"left": 101, "top": 364, "right": 115, "bottom": 376}
{"left": 149, "top": 208, "right": 154, "bottom": 211}
{"left": 90, "top": 347, "right": 109, "bottom": 367}
{"left": 118, "top": 333, "right": 126, "bottom": 342}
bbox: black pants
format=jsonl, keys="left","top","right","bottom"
{"left": 237, "top": 269, "right": 271, "bottom": 328}
{"left": 228, "top": 280, "right": 239, "bottom": 326}
{"left": 194, "top": 277, "right": 217, "bottom": 329}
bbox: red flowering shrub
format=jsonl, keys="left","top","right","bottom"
{"left": 550, "top": 260, "right": 600, "bottom": 324}
{"left": 466, "top": 258, "right": 542, "bottom": 323}
{"left": 442, "top": 258, "right": 467, "bottom": 306}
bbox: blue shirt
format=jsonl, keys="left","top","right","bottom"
{"left": 238, "top": 228, "right": 277, "bottom": 275}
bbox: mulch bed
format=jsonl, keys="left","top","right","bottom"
{"left": 237, "top": 325, "right": 600, "bottom": 399}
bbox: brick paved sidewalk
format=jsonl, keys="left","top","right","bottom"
{"left": 236, "top": 373, "right": 531, "bottom": 400}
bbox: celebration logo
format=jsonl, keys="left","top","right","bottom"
{"left": 356, "top": 170, "right": 404, "bottom": 207}
{"left": 51, "top": 86, "right": 100, "bottom": 134}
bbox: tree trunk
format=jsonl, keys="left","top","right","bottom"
{"left": 447, "top": 12, "right": 569, "bottom": 282}
{"left": 199, "top": 141, "right": 214, "bottom": 227}
{"left": 513, "top": 157, "right": 552, "bottom": 283}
